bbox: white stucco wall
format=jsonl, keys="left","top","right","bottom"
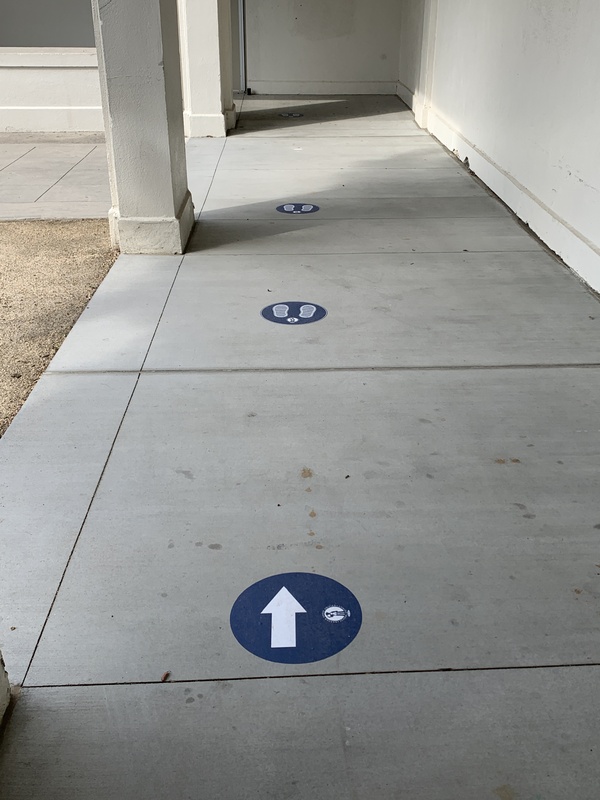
{"left": 398, "top": 0, "right": 600, "bottom": 291}
{"left": 245, "top": 0, "right": 402, "bottom": 94}
{"left": 0, "top": 49, "right": 103, "bottom": 132}
{"left": 0, "top": 0, "right": 94, "bottom": 48}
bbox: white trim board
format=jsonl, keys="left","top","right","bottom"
{"left": 0, "top": 47, "right": 98, "bottom": 68}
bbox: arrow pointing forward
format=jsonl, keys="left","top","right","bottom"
{"left": 261, "top": 587, "right": 307, "bottom": 648}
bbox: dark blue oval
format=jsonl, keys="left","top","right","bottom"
{"left": 276, "top": 203, "right": 320, "bottom": 214}
{"left": 261, "top": 302, "right": 327, "bottom": 325}
{"left": 230, "top": 572, "right": 362, "bottom": 664}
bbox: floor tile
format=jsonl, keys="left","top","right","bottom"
{"left": 201, "top": 194, "right": 508, "bottom": 219}
{"left": 0, "top": 185, "right": 50, "bottom": 203}
{"left": 218, "top": 136, "right": 450, "bottom": 170}
{"left": 0, "top": 374, "right": 137, "bottom": 684}
{"left": 188, "top": 217, "right": 541, "bottom": 255}
{"left": 0, "top": 145, "right": 35, "bottom": 171}
{"left": 3, "top": 669, "right": 600, "bottom": 799}
{"left": 233, "top": 119, "right": 429, "bottom": 137}
{"left": 238, "top": 94, "right": 414, "bottom": 119}
{"left": 0, "top": 202, "right": 109, "bottom": 220}
{"left": 47, "top": 255, "right": 183, "bottom": 372}
{"left": 144, "top": 252, "right": 600, "bottom": 370}
{"left": 185, "top": 137, "right": 227, "bottom": 172}
{"left": 205, "top": 168, "right": 490, "bottom": 200}
{"left": 26, "top": 369, "right": 600, "bottom": 685}
{"left": 37, "top": 183, "right": 111, "bottom": 203}
{"left": 0, "top": 168, "right": 78, "bottom": 187}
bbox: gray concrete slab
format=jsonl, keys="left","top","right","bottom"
{"left": 47, "top": 255, "right": 182, "bottom": 372}
{"left": 0, "top": 374, "right": 137, "bottom": 684}
{"left": 3, "top": 670, "right": 599, "bottom": 799}
{"left": 238, "top": 94, "right": 415, "bottom": 119}
{"left": 200, "top": 195, "right": 509, "bottom": 220}
{"left": 204, "top": 168, "right": 493, "bottom": 201}
{"left": 37, "top": 183, "right": 111, "bottom": 204}
{"left": 26, "top": 369, "right": 600, "bottom": 685}
{"left": 0, "top": 201, "right": 110, "bottom": 220}
{"left": 185, "top": 136, "right": 227, "bottom": 171}
{"left": 0, "top": 184, "right": 52, "bottom": 203}
{"left": 188, "top": 217, "right": 541, "bottom": 255}
{"left": 218, "top": 136, "right": 450, "bottom": 170}
{"left": 0, "top": 142, "right": 110, "bottom": 219}
{"left": 233, "top": 119, "right": 429, "bottom": 137}
{"left": 143, "top": 252, "right": 600, "bottom": 371}
{"left": 0, "top": 144, "right": 35, "bottom": 170}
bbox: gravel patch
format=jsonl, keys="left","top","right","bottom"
{"left": 0, "top": 219, "right": 117, "bottom": 436}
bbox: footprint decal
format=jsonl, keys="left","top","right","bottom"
{"left": 262, "top": 302, "right": 327, "bottom": 326}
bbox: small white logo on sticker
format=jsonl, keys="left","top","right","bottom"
{"left": 322, "top": 605, "right": 350, "bottom": 623}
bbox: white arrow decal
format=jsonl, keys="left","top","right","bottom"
{"left": 261, "top": 587, "right": 307, "bottom": 648}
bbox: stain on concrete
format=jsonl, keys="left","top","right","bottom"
{"left": 175, "top": 469, "right": 194, "bottom": 481}
{"left": 493, "top": 786, "right": 517, "bottom": 800}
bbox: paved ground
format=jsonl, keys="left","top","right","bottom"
{"left": 0, "top": 137, "right": 110, "bottom": 220}
{"left": 1, "top": 96, "right": 600, "bottom": 799}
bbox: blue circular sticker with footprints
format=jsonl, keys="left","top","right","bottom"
{"left": 262, "top": 302, "right": 327, "bottom": 325}
{"left": 276, "top": 203, "right": 320, "bottom": 214}
{"left": 230, "top": 572, "right": 362, "bottom": 664}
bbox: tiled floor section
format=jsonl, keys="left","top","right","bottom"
{"left": 0, "top": 139, "right": 110, "bottom": 219}
{"left": 1, "top": 96, "right": 600, "bottom": 799}
{"left": 0, "top": 136, "right": 225, "bottom": 220}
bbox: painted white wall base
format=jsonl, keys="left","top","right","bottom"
{"left": 0, "top": 651, "right": 10, "bottom": 722}
{"left": 426, "top": 111, "right": 600, "bottom": 292}
{"left": 248, "top": 81, "right": 398, "bottom": 95}
{"left": 109, "top": 192, "right": 195, "bottom": 255}
{"left": 0, "top": 107, "right": 103, "bottom": 132}
{"left": 0, "top": 48, "right": 102, "bottom": 132}
{"left": 184, "top": 111, "right": 228, "bottom": 138}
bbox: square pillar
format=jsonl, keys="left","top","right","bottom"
{"left": 178, "top": 0, "right": 235, "bottom": 138}
{"left": 92, "top": 0, "right": 195, "bottom": 254}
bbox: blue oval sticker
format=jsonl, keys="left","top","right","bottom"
{"left": 230, "top": 572, "right": 362, "bottom": 664}
{"left": 261, "top": 302, "right": 327, "bottom": 325}
{"left": 276, "top": 203, "right": 320, "bottom": 214}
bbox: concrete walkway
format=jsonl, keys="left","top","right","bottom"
{"left": 0, "top": 135, "right": 110, "bottom": 220}
{"left": 1, "top": 96, "right": 600, "bottom": 799}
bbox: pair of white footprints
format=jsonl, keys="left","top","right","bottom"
{"left": 273, "top": 304, "right": 317, "bottom": 323}
{"left": 282, "top": 204, "right": 316, "bottom": 214}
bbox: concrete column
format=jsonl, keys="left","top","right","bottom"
{"left": 413, "top": 0, "right": 439, "bottom": 129}
{"left": 178, "top": 0, "right": 235, "bottom": 138}
{"left": 91, "top": 0, "right": 194, "bottom": 254}
{"left": 0, "top": 651, "right": 10, "bottom": 721}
